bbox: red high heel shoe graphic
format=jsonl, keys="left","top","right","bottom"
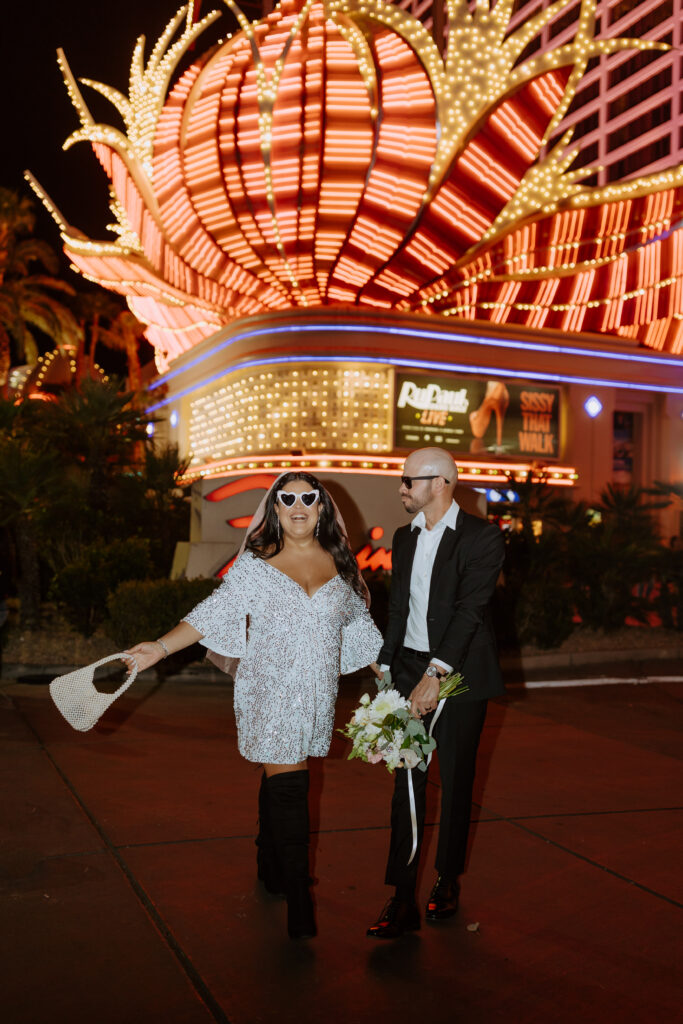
{"left": 469, "top": 381, "right": 510, "bottom": 450}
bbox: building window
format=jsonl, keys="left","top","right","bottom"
{"left": 511, "top": 0, "right": 530, "bottom": 16}
{"left": 572, "top": 110, "right": 599, "bottom": 140}
{"left": 608, "top": 0, "right": 672, "bottom": 35}
{"left": 572, "top": 140, "right": 599, "bottom": 170}
{"left": 515, "top": 34, "right": 542, "bottom": 65}
{"left": 613, "top": 411, "right": 638, "bottom": 487}
{"left": 606, "top": 136, "right": 671, "bottom": 182}
{"left": 607, "top": 100, "right": 671, "bottom": 152}
{"left": 567, "top": 79, "right": 600, "bottom": 116}
{"left": 548, "top": 2, "right": 579, "bottom": 39}
{"left": 607, "top": 32, "right": 672, "bottom": 89}
{"left": 609, "top": 0, "right": 646, "bottom": 25}
{"left": 607, "top": 67, "right": 672, "bottom": 120}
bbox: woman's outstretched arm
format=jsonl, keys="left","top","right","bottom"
{"left": 125, "top": 620, "right": 204, "bottom": 673}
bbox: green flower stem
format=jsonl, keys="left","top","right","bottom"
{"left": 438, "top": 671, "right": 468, "bottom": 699}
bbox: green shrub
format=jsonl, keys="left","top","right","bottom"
{"left": 496, "top": 530, "right": 576, "bottom": 649}
{"left": 106, "top": 576, "right": 222, "bottom": 677}
{"left": 49, "top": 538, "right": 153, "bottom": 636}
{"left": 512, "top": 579, "right": 576, "bottom": 649}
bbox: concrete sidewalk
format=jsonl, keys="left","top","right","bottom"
{"left": 2, "top": 671, "right": 682, "bottom": 1024}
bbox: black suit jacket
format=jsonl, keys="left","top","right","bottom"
{"left": 377, "top": 509, "right": 505, "bottom": 701}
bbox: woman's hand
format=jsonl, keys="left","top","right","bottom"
{"left": 123, "top": 641, "right": 165, "bottom": 675}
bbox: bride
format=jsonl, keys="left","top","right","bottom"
{"left": 125, "top": 472, "right": 382, "bottom": 939}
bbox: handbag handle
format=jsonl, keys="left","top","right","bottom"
{"left": 86, "top": 652, "right": 139, "bottom": 697}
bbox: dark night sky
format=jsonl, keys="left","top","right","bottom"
{"left": 2, "top": 1, "right": 241, "bottom": 249}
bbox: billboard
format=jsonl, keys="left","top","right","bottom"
{"left": 395, "top": 373, "right": 560, "bottom": 458}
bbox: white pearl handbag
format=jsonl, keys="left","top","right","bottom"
{"left": 49, "top": 653, "right": 138, "bottom": 732}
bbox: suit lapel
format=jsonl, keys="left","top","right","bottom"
{"left": 400, "top": 527, "right": 420, "bottom": 611}
{"left": 428, "top": 509, "right": 466, "bottom": 605}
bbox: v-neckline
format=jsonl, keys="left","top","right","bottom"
{"left": 262, "top": 558, "right": 340, "bottom": 600}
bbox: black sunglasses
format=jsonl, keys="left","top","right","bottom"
{"left": 400, "top": 475, "right": 450, "bottom": 489}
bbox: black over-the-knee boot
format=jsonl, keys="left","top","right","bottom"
{"left": 266, "top": 769, "right": 316, "bottom": 939}
{"left": 256, "top": 772, "right": 284, "bottom": 896}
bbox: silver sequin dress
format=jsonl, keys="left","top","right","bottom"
{"left": 182, "top": 551, "right": 382, "bottom": 764}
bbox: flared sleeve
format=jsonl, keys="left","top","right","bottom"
{"left": 182, "top": 553, "right": 252, "bottom": 658}
{"left": 340, "top": 588, "right": 383, "bottom": 675}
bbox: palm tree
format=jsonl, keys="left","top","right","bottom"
{"left": 0, "top": 188, "right": 35, "bottom": 280}
{"left": 34, "top": 376, "right": 150, "bottom": 477}
{"left": 73, "top": 290, "right": 122, "bottom": 382}
{"left": 139, "top": 444, "right": 191, "bottom": 575}
{"left": 0, "top": 398, "right": 62, "bottom": 626}
{"left": 96, "top": 310, "right": 146, "bottom": 392}
{"left": 0, "top": 190, "right": 83, "bottom": 390}
{"left": 567, "top": 484, "right": 669, "bottom": 631}
{"left": 597, "top": 482, "right": 670, "bottom": 530}
{"left": 497, "top": 470, "right": 575, "bottom": 541}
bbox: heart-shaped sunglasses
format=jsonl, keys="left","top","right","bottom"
{"left": 276, "top": 489, "right": 320, "bottom": 508}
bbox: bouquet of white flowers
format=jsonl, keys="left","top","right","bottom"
{"left": 340, "top": 670, "right": 468, "bottom": 774}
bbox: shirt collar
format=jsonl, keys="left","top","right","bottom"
{"left": 411, "top": 499, "right": 460, "bottom": 533}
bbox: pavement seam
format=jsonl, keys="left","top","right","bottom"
{"left": 504, "top": 805, "right": 683, "bottom": 821}
{"left": 16, "top": 706, "right": 232, "bottom": 1024}
{"left": 114, "top": 804, "right": 683, "bottom": 852}
{"left": 504, "top": 816, "right": 683, "bottom": 910}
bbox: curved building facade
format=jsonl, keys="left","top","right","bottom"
{"left": 30, "top": 0, "right": 683, "bottom": 567}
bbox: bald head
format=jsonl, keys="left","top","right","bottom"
{"left": 398, "top": 447, "right": 458, "bottom": 525}
{"left": 404, "top": 448, "right": 458, "bottom": 494}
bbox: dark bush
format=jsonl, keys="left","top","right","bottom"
{"left": 106, "top": 576, "right": 222, "bottom": 677}
{"left": 496, "top": 530, "right": 575, "bottom": 649}
{"left": 511, "top": 578, "right": 576, "bottom": 648}
{"left": 49, "top": 538, "right": 153, "bottom": 636}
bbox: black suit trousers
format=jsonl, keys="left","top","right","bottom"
{"left": 385, "top": 649, "right": 488, "bottom": 888}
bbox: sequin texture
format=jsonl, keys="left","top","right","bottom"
{"left": 183, "top": 552, "right": 382, "bottom": 764}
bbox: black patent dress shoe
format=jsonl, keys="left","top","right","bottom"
{"left": 366, "top": 897, "right": 420, "bottom": 939}
{"left": 425, "top": 876, "right": 460, "bottom": 921}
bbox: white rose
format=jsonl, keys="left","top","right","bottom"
{"left": 363, "top": 724, "right": 381, "bottom": 740}
{"left": 400, "top": 747, "right": 421, "bottom": 770}
{"left": 353, "top": 707, "right": 370, "bottom": 726}
{"left": 359, "top": 693, "right": 371, "bottom": 707}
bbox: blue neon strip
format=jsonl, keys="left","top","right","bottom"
{"left": 148, "top": 320, "right": 683, "bottom": 392}
{"left": 146, "top": 352, "right": 683, "bottom": 412}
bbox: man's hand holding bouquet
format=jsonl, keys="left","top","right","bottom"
{"left": 340, "top": 667, "right": 468, "bottom": 864}
{"left": 340, "top": 668, "right": 468, "bottom": 774}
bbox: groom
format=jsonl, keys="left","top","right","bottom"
{"left": 367, "top": 447, "right": 505, "bottom": 938}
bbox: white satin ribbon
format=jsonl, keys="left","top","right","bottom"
{"left": 406, "top": 696, "right": 447, "bottom": 865}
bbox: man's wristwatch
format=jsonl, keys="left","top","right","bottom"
{"left": 425, "top": 665, "right": 444, "bottom": 679}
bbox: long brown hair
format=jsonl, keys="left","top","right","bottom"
{"left": 245, "top": 472, "right": 365, "bottom": 601}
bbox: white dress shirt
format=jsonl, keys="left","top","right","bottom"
{"left": 381, "top": 500, "right": 459, "bottom": 674}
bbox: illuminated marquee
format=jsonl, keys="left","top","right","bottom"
{"left": 395, "top": 373, "right": 560, "bottom": 458}
{"left": 188, "top": 363, "right": 392, "bottom": 464}
{"left": 28, "top": 0, "right": 683, "bottom": 366}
